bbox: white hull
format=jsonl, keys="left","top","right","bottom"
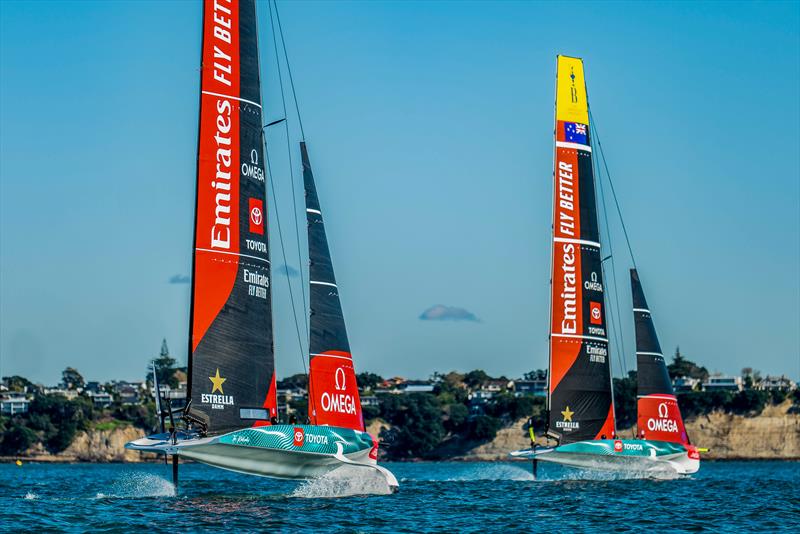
{"left": 529, "top": 449, "right": 699, "bottom": 475}
{"left": 127, "top": 429, "right": 399, "bottom": 490}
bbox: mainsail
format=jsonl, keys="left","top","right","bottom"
{"left": 631, "top": 269, "right": 689, "bottom": 444}
{"left": 302, "top": 142, "right": 364, "bottom": 431}
{"left": 187, "top": 0, "right": 277, "bottom": 434}
{"left": 547, "top": 56, "right": 615, "bottom": 443}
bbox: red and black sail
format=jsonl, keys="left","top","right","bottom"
{"left": 302, "top": 142, "right": 364, "bottom": 431}
{"left": 547, "top": 56, "right": 615, "bottom": 444}
{"left": 186, "top": 0, "right": 277, "bottom": 434}
{"left": 631, "top": 269, "right": 689, "bottom": 444}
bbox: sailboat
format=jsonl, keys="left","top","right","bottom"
{"left": 126, "top": 0, "right": 398, "bottom": 490}
{"left": 510, "top": 56, "right": 699, "bottom": 475}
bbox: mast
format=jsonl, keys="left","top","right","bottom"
{"left": 185, "top": 0, "right": 277, "bottom": 435}
{"left": 631, "top": 269, "right": 690, "bottom": 444}
{"left": 546, "top": 56, "right": 615, "bottom": 444}
{"left": 302, "top": 142, "right": 364, "bottom": 431}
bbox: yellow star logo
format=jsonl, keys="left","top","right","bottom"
{"left": 209, "top": 368, "right": 226, "bottom": 394}
{"left": 561, "top": 406, "right": 574, "bottom": 422}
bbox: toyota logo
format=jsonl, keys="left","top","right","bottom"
{"left": 658, "top": 402, "right": 669, "bottom": 418}
{"left": 250, "top": 206, "right": 263, "bottom": 226}
{"left": 591, "top": 307, "right": 601, "bottom": 320}
{"left": 335, "top": 367, "right": 346, "bottom": 391}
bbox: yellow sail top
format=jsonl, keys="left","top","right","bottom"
{"left": 555, "top": 55, "right": 589, "bottom": 125}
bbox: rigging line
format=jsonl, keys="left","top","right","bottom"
{"left": 590, "top": 115, "right": 627, "bottom": 377}
{"left": 589, "top": 108, "right": 638, "bottom": 271}
{"left": 273, "top": 0, "right": 306, "bottom": 142}
{"left": 268, "top": 0, "right": 310, "bottom": 339}
{"left": 263, "top": 136, "right": 311, "bottom": 398}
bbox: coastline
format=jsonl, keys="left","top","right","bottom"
{"left": 3, "top": 401, "right": 798, "bottom": 464}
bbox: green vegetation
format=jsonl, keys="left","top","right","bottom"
{"left": 1, "top": 351, "right": 796, "bottom": 460}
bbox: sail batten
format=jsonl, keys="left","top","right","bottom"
{"left": 547, "top": 56, "right": 615, "bottom": 444}
{"left": 302, "top": 142, "right": 364, "bottom": 431}
{"left": 186, "top": 0, "right": 277, "bottom": 435}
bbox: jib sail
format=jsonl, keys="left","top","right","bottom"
{"left": 547, "top": 56, "right": 615, "bottom": 444}
{"left": 631, "top": 269, "right": 689, "bottom": 444}
{"left": 186, "top": 0, "right": 277, "bottom": 435}
{"left": 302, "top": 142, "right": 364, "bottom": 431}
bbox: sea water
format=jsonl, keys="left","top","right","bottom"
{"left": 1, "top": 461, "right": 798, "bottom": 531}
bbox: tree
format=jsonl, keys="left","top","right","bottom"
{"left": 0, "top": 421, "right": 37, "bottom": 455}
{"left": 523, "top": 369, "right": 547, "bottom": 381}
{"left": 446, "top": 403, "right": 469, "bottom": 431}
{"left": 613, "top": 371, "right": 637, "bottom": 429}
{"left": 3, "top": 375, "right": 35, "bottom": 393}
{"left": 468, "top": 415, "right": 501, "bottom": 441}
{"left": 380, "top": 393, "right": 445, "bottom": 458}
{"left": 62, "top": 367, "right": 85, "bottom": 390}
{"left": 464, "top": 370, "right": 490, "bottom": 389}
{"left": 667, "top": 347, "right": 708, "bottom": 381}
{"left": 152, "top": 338, "right": 178, "bottom": 389}
{"left": 356, "top": 372, "right": 383, "bottom": 391}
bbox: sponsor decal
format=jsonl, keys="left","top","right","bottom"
{"left": 242, "top": 148, "right": 265, "bottom": 182}
{"left": 646, "top": 402, "right": 679, "bottom": 433}
{"left": 293, "top": 427, "right": 304, "bottom": 447}
{"left": 559, "top": 242, "right": 578, "bottom": 334}
{"left": 587, "top": 343, "right": 607, "bottom": 364}
{"left": 244, "top": 238, "right": 267, "bottom": 253}
{"left": 687, "top": 446, "right": 700, "bottom": 460}
{"left": 569, "top": 66, "right": 578, "bottom": 103}
{"left": 244, "top": 268, "right": 268, "bottom": 299}
{"left": 202, "top": 368, "right": 234, "bottom": 410}
{"left": 231, "top": 434, "right": 250, "bottom": 444}
{"left": 249, "top": 198, "right": 264, "bottom": 235}
{"left": 321, "top": 367, "right": 357, "bottom": 415}
{"left": 623, "top": 442, "right": 644, "bottom": 451}
{"left": 209, "top": 98, "right": 234, "bottom": 250}
{"left": 584, "top": 271, "right": 603, "bottom": 292}
{"left": 614, "top": 439, "right": 623, "bottom": 452}
{"left": 555, "top": 405, "right": 580, "bottom": 431}
{"left": 590, "top": 301, "right": 602, "bottom": 325}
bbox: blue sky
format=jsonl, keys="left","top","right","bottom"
{"left": 1, "top": 1, "right": 798, "bottom": 385}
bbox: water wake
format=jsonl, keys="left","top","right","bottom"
{"left": 24, "top": 492, "right": 38, "bottom": 500}
{"left": 95, "top": 472, "right": 176, "bottom": 499}
{"left": 291, "top": 466, "right": 393, "bottom": 498}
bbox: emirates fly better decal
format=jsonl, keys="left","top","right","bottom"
{"left": 547, "top": 56, "right": 615, "bottom": 444}
{"left": 188, "top": 0, "right": 277, "bottom": 434}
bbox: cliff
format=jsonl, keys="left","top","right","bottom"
{"left": 451, "top": 400, "right": 800, "bottom": 461}
{"left": 10, "top": 424, "right": 156, "bottom": 463}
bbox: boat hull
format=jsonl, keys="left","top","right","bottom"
{"left": 126, "top": 424, "right": 398, "bottom": 487}
{"left": 511, "top": 439, "right": 700, "bottom": 475}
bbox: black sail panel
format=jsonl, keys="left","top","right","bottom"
{"left": 302, "top": 142, "right": 363, "bottom": 431}
{"left": 187, "top": 0, "right": 277, "bottom": 435}
{"left": 630, "top": 269, "right": 672, "bottom": 396}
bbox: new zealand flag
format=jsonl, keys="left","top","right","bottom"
{"left": 564, "top": 122, "right": 588, "bottom": 144}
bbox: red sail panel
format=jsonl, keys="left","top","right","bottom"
{"left": 308, "top": 351, "right": 363, "bottom": 430}
{"left": 637, "top": 394, "right": 689, "bottom": 444}
{"left": 547, "top": 56, "right": 615, "bottom": 444}
{"left": 187, "top": 0, "right": 277, "bottom": 434}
